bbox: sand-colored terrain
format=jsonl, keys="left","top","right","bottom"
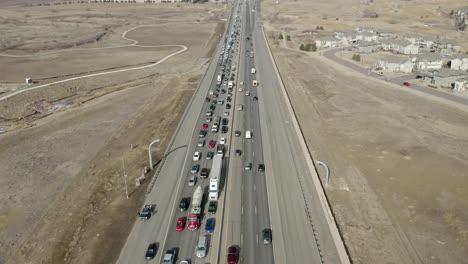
{"left": 0, "top": 2, "right": 225, "bottom": 264}
{"left": 261, "top": 0, "right": 468, "bottom": 51}
{"left": 261, "top": 0, "right": 468, "bottom": 263}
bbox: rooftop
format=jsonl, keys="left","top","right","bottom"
{"left": 414, "top": 52, "right": 444, "bottom": 61}
{"left": 356, "top": 41, "right": 381, "bottom": 47}
{"left": 430, "top": 68, "right": 468, "bottom": 78}
{"left": 380, "top": 55, "right": 411, "bottom": 64}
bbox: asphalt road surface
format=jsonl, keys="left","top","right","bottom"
{"left": 323, "top": 48, "right": 468, "bottom": 107}
{"left": 116, "top": 0, "right": 348, "bottom": 263}
{"left": 116, "top": 2, "right": 241, "bottom": 263}
{"left": 218, "top": 0, "right": 274, "bottom": 263}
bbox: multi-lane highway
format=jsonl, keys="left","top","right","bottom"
{"left": 116, "top": 0, "right": 350, "bottom": 263}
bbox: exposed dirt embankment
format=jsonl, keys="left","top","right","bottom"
{"left": 0, "top": 2, "right": 225, "bottom": 263}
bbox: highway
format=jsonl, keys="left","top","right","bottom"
{"left": 116, "top": 0, "right": 350, "bottom": 263}
{"left": 116, "top": 1, "right": 242, "bottom": 263}
{"left": 219, "top": 0, "right": 274, "bottom": 263}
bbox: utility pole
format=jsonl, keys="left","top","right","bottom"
{"left": 122, "top": 158, "right": 129, "bottom": 199}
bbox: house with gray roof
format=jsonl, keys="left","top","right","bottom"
{"left": 355, "top": 41, "right": 381, "bottom": 53}
{"left": 335, "top": 32, "right": 359, "bottom": 45}
{"left": 381, "top": 39, "right": 419, "bottom": 54}
{"left": 377, "top": 55, "right": 415, "bottom": 73}
{"left": 413, "top": 52, "right": 445, "bottom": 71}
{"left": 424, "top": 69, "right": 468, "bottom": 88}
{"left": 393, "top": 40, "right": 420, "bottom": 54}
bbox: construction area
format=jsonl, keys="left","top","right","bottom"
{"left": 261, "top": 0, "right": 468, "bottom": 263}
{"left": 0, "top": 2, "right": 225, "bottom": 263}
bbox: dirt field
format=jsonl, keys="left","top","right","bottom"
{"left": 261, "top": 0, "right": 468, "bottom": 51}
{"left": 261, "top": 0, "right": 468, "bottom": 263}
{"left": 0, "top": 2, "right": 225, "bottom": 264}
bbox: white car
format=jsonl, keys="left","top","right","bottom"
{"left": 223, "top": 111, "right": 229, "bottom": 116}
{"left": 245, "top": 91, "right": 250, "bottom": 96}
{"left": 188, "top": 176, "right": 197, "bottom": 186}
{"left": 238, "top": 88, "right": 243, "bottom": 92}
{"left": 198, "top": 139, "right": 205, "bottom": 147}
{"left": 220, "top": 137, "right": 226, "bottom": 145}
{"left": 193, "top": 151, "right": 201, "bottom": 161}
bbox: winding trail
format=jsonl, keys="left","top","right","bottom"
{"left": 0, "top": 44, "right": 186, "bottom": 102}
{"left": 0, "top": 5, "right": 229, "bottom": 102}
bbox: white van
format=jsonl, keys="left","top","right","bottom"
{"left": 251, "top": 68, "right": 256, "bottom": 74}
{"left": 245, "top": 130, "right": 252, "bottom": 139}
{"left": 196, "top": 235, "right": 207, "bottom": 258}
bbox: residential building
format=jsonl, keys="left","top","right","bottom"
{"left": 393, "top": 40, "right": 419, "bottom": 54}
{"left": 454, "top": 77, "right": 468, "bottom": 92}
{"left": 335, "top": 32, "right": 359, "bottom": 45}
{"left": 315, "top": 36, "right": 340, "bottom": 48}
{"left": 380, "top": 39, "right": 419, "bottom": 54}
{"left": 378, "top": 55, "right": 415, "bottom": 73}
{"left": 413, "top": 52, "right": 444, "bottom": 71}
{"left": 356, "top": 32, "right": 378, "bottom": 42}
{"left": 355, "top": 41, "right": 381, "bottom": 53}
{"left": 425, "top": 69, "right": 468, "bottom": 88}
{"left": 449, "top": 55, "right": 468, "bottom": 71}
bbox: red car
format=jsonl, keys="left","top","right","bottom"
{"left": 202, "top": 123, "right": 209, "bottom": 129}
{"left": 227, "top": 246, "right": 238, "bottom": 264}
{"left": 403, "top": 81, "right": 410, "bottom": 86}
{"left": 209, "top": 140, "right": 216, "bottom": 149}
{"left": 175, "top": 217, "right": 186, "bottom": 232}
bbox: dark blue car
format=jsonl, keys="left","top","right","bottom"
{"left": 205, "top": 218, "right": 215, "bottom": 233}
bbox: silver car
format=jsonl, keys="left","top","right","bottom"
{"left": 188, "top": 176, "right": 197, "bottom": 186}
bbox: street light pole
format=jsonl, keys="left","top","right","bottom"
{"left": 316, "top": 160, "right": 330, "bottom": 186}
{"left": 122, "top": 158, "right": 129, "bottom": 199}
{"left": 148, "top": 139, "right": 161, "bottom": 170}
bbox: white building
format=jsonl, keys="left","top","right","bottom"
{"left": 381, "top": 39, "right": 419, "bottom": 55}
{"left": 393, "top": 40, "right": 420, "bottom": 55}
{"left": 335, "top": 32, "right": 359, "bottom": 45}
{"left": 355, "top": 41, "right": 381, "bottom": 53}
{"left": 356, "top": 32, "right": 379, "bottom": 42}
{"left": 378, "top": 55, "right": 415, "bottom": 73}
{"left": 315, "top": 36, "right": 340, "bottom": 48}
{"left": 450, "top": 55, "right": 468, "bottom": 71}
{"left": 426, "top": 69, "right": 468, "bottom": 88}
{"left": 413, "top": 53, "right": 444, "bottom": 71}
{"left": 454, "top": 77, "right": 468, "bottom": 92}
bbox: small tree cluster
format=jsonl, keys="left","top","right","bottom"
{"left": 278, "top": 33, "right": 284, "bottom": 39}
{"left": 299, "top": 43, "right": 317, "bottom": 52}
{"left": 352, "top": 53, "right": 361, "bottom": 61}
{"left": 316, "top": 25, "right": 324, "bottom": 30}
{"left": 286, "top": 35, "right": 291, "bottom": 41}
